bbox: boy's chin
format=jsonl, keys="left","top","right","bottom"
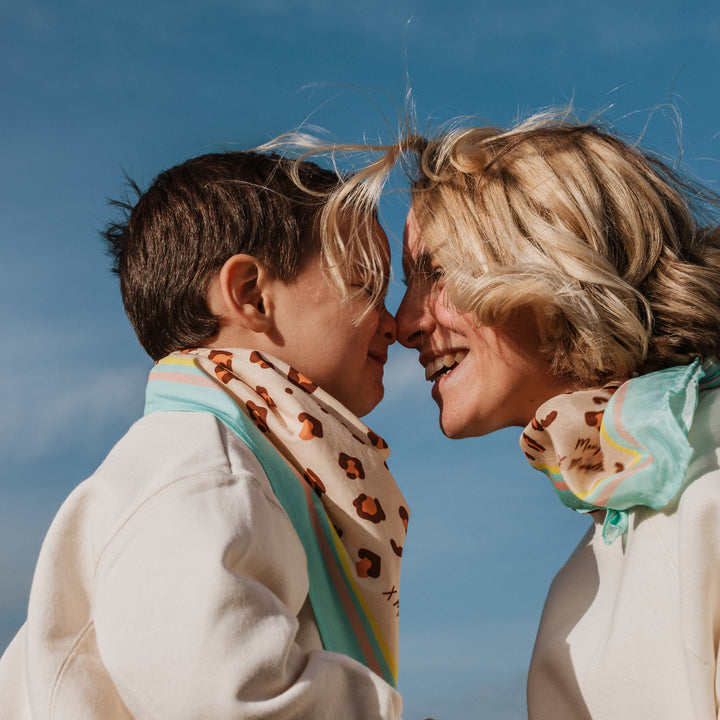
{"left": 352, "top": 389, "right": 385, "bottom": 419}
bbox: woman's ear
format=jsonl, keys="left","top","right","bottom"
{"left": 217, "top": 254, "right": 273, "bottom": 334}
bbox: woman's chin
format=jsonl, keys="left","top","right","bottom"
{"left": 438, "top": 403, "right": 506, "bottom": 439}
{"left": 438, "top": 409, "right": 474, "bottom": 439}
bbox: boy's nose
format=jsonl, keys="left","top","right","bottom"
{"left": 379, "top": 304, "right": 397, "bottom": 344}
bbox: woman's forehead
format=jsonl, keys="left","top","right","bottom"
{"left": 401, "top": 243, "right": 435, "bottom": 285}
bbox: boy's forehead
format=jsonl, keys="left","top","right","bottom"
{"left": 373, "top": 220, "right": 391, "bottom": 267}
{"left": 352, "top": 216, "right": 390, "bottom": 275}
{"left": 319, "top": 215, "right": 391, "bottom": 286}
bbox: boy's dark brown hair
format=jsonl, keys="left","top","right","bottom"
{"left": 103, "top": 152, "right": 341, "bottom": 361}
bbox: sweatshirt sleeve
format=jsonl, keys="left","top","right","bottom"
{"left": 91, "top": 460, "right": 403, "bottom": 720}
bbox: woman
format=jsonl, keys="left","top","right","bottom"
{"left": 389, "top": 115, "right": 720, "bottom": 718}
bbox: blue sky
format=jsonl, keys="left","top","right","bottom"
{"left": 2, "top": 1, "right": 719, "bottom": 718}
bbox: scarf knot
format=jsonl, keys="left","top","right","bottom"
{"left": 521, "top": 358, "right": 720, "bottom": 543}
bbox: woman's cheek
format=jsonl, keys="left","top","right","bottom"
{"left": 433, "top": 288, "right": 465, "bottom": 330}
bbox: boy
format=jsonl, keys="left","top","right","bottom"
{"left": 0, "top": 152, "right": 408, "bottom": 718}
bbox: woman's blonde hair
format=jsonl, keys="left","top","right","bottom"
{"left": 405, "top": 114, "right": 720, "bottom": 383}
{"left": 313, "top": 111, "right": 720, "bottom": 384}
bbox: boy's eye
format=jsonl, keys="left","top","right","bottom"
{"left": 350, "top": 282, "right": 386, "bottom": 307}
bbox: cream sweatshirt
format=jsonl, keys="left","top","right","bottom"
{"left": 0, "top": 411, "right": 402, "bottom": 719}
{"left": 528, "top": 388, "right": 720, "bottom": 719}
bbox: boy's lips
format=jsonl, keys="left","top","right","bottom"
{"left": 422, "top": 349, "right": 469, "bottom": 382}
{"left": 368, "top": 350, "right": 388, "bottom": 366}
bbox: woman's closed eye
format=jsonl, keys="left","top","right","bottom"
{"left": 426, "top": 265, "right": 445, "bottom": 283}
{"left": 403, "top": 252, "right": 444, "bottom": 289}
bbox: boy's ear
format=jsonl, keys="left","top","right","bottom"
{"left": 217, "top": 254, "right": 273, "bottom": 334}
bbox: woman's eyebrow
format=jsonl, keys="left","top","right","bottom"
{"left": 403, "top": 251, "right": 434, "bottom": 282}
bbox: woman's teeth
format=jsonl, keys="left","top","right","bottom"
{"left": 425, "top": 350, "right": 469, "bottom": 382}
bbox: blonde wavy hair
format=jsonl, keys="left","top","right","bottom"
{"left": 312, "top": 112, "right": 720, "bottom": 384}
{"left": 410, "top": 116, "right": 720, "bottom": 383}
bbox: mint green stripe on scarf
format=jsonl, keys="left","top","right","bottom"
{"left": 599, "top": 360, "right": 700, "bottom": 511}
{"left": 586, "top": 358, "right": 717, "bottom": 543}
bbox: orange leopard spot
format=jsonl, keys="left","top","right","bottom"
{"left": 338, "top": 452, "right": 365, "bottom": 480}
{"left": 353, "top": 494, "right": 386, "bottom": 523}
{"left": 208, "top": 349, "right": 233, "bottom": 365}
{"left": 355, "top": 548, "right": 381, "bottom": 578}
{"left": 303, "top": 468, "right": 326, "bottom": 497}
{"left": 399, "top": 506, "right": 409, "bottom": 531}
{"left": 522, "top": 433, "right": 546, "bottom": 453}
{"left": 245, "top": 401, "right": 269, "bottom": 433}
{"left": 298, "top": 412, "right": 323, "bottom": 440}
{"left": 367, "top": 430, "right": 388, "bottom": 449}
{"left": 217, "top": 368, "right": 233, "bottom": 383}
{"left": 585, "top": 410, "right": 603, "bottom": 428}
{"left": 255, "top": 386, "right": 277, "bottom": 409}
{"left": 288, "top": 367, "right": 317, "bottom": 393}
{"left": 208, "top": 350, "right": 235, "bottom": 383}
{"left": 249, "top": 351, "right": 274, "bottom": 369}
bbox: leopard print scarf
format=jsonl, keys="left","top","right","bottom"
{"left": 520, "top": 358, "right": 720, "bottom": 543}
{"left": 151, "top": 347, "right": 409, "bottom": 678}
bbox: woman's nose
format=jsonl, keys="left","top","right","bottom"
{"left": 395, "top": 288, "right": 429, "bottom": 349}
